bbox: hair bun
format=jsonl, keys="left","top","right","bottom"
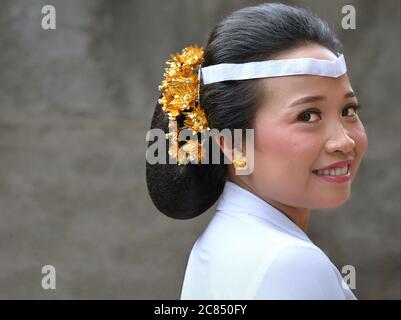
{"left": 146, "top": 98, "right": 227, "bottom": 219}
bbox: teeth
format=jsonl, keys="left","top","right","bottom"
{"left": 316, "top": 165, "right": 349, "bottom": 176}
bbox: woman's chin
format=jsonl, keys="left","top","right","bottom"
{"left": 310, "top": 191, "right": 351, "bottom": 209}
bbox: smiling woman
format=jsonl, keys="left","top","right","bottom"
{"left": 146, "top": 2, "right": 368, "bottom": 299}
{"left": 247, "top": 43, "right": 368, "bottom": 225}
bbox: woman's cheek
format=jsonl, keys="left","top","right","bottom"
{"left": 352, "top": 122, "right": 368, "bottom": 174}
{"left": 255, "top": 120, "right": 292, "bottom": 155}
{"left": 256, "top": 122, "right": 317, "bottom": 165}
{"left": 356, "top": 122, "right": 368, "bottom": 156}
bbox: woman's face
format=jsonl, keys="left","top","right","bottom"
{"left": 245, "top": 44, "right": 368, "bottom": 210}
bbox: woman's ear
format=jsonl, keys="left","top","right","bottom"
{"left": 214, "top": 133, "right": 247, "bottom": 163}
{"left": 214, "top": 134, "right": 234, "bottom": 163}
{"left": 214, "top": 131, "right": 254, "bottom": 175}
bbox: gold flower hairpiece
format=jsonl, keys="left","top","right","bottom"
{"left": 158, "top": 46, "right": 210, "bottom": 165}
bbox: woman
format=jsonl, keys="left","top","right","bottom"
{"left": 146, "top": 3, "right": 367, "bottom": 299}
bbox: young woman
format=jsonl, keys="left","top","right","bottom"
{"left": 146, "top": 3, "right": 367, "bottom": 299}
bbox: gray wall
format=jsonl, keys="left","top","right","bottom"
{"left": 0, "top": 0, "right": 399, "bottom": 299}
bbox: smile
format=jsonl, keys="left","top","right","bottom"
{"left": 312, "top": 165, "right": 351, "bottom": 183}
{"left": 313, "top": 165, "right": 350, "bottom": 176}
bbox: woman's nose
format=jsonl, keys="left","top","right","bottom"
{"left": 325, "top": 125, "right": 356, "bottom": 154}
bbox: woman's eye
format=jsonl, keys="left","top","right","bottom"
{"left": 297, "top": 110, "right": 321, "bottom": 123}
{"left": 342, "top": 104, "right": 361, "bottom": 117}
{"left": 298, "top": 104, "right": 361, "bottom": 123}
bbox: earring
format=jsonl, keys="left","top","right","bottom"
{"left": 232, "top": 157, "right": 247, "bottom": 169}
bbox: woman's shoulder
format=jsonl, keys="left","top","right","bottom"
{"left": 193, "top": 210, "right": 315, "bottom": 268}
{"left": 265, "top": 243, "right": 335, "bottom": 273}
{"left": 183, "top": 212, "right": 355, "bottom": 299}
{"left": 250, "top": 244, "right": 350, "bottom": 299}
{"left": 200, "top": 209, "right": 310, "bottom": 247}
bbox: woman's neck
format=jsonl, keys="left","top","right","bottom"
{"left": 228, "top": 176, "right": 310, "bottom": 233}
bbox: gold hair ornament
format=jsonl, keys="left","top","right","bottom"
{"left": 158, "top": 46, "right": 210, "bottom": 165}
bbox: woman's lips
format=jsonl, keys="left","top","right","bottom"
{"left": 312, "top": 164, "right": 351, "bottom": 184}
{"left": 313, "top": 159, "right": 353, "bottom": 171}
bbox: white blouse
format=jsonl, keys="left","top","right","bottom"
{"left": 180, "top": 180, "right": 356, "bottom": 300}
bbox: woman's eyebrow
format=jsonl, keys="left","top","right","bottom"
{"left": 288, "top": 91, "right": 356, "bottom": 108}
{"left": 344, "top": 91, "right": 356, "bottom": 99}
{"left": 288, "top": 95, "right": 326, "bottom": 108}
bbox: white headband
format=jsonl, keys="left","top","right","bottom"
{"left": 201, "top": 54, "right": 347, "bottom": 85}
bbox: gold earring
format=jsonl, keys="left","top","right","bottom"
{"left": 233, "top": 157, "right": 247, "bottom": 169}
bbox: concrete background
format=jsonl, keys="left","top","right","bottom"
{"left": 0, "top": 0, "right": 399, "bottom": 299}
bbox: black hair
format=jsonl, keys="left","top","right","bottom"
{"left": 146, "top": 3, "right": 343, "bottom": 219}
